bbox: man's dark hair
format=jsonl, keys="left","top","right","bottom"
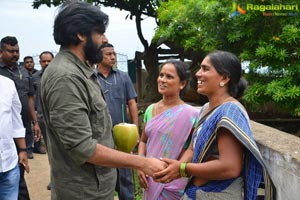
{"left": 0, "top": 36, "right": 18, "bottom": 49}
{"left": 39, "top": 51, "right": 54, "bottom": 59}
{"left": 23, "top": 56, "right": 34, "bottom": 62}
{"left": 53, "top": 1, "right": 109, "bottom": 46}
{"left": 100, "top": 43, "right": 114, "bottom": 50}
{"left": 98, "top": 43, "right": 114, "bottom": 62}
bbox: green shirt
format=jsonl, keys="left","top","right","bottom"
{"left": 41, "top": 48, "right": 117, "bottom": 199}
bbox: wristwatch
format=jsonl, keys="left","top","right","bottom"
{"left": 32, "top": 120, "right": 38, "bottom": 125}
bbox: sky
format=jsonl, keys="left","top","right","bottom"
{"left": 0, "top": 0, "right": 156, "bottom": 66}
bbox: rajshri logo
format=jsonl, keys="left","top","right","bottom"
{"left": 230, "top": 2, "right": 246, "bottom": 17}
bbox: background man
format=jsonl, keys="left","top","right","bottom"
{"left": 40, "top": 2, "right": 165, "bottom": 199}
{"left": 0, "top": 75, "right": 29, "bottom": 200}
{"left": 32, "top": 50, "right": 54, "bottom": 190}
{"left": 96, "top": 43, "right": 138, "bottom": 200}
{"left": 23, "top": 55, "right": 46, "bottom": 155}
{"left": 23, "top": 56, "right": 38, "bottom": 76}
{"left": 0, "top": 36, "right": 41, "bottom": 199}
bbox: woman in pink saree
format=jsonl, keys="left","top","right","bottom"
{"left": 137, "top": 60, "right": 199, "bottom": 200}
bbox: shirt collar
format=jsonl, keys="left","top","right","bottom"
{"left": 95, "top": 65, "right": 116, "bottom": 77}
{"left": 0, "top": 61, "right": 18, "bottom": 70}
{"left": 60, "top": 47, "right": 96, "bottom": 79}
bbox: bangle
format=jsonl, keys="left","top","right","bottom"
{"left": 180, "top": 162, "right": 188, "bottom": 177}
{"left": 18, "top": 148, "right": 27, "bottom": 152}
{"left": 138, "top": 154, "right": 145, "bottom": 157}
{"left": 32, "top": 120, "right": 38, "bottom": 125}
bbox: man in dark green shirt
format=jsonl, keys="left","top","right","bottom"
{"left": 40, "top": 2, "right": 166, "bottom": 199}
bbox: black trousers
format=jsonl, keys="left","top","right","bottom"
{"left": 18, "top": 164, "right": 30, "bottom": 200}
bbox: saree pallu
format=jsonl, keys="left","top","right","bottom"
{"left": 185, "top": 102, "right": 276, "bottom": 200}
{"left": 144, "top": 104, "right": 199, "bottom": 200}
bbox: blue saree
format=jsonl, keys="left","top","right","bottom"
{"left": 185, "top": 102, "right": 276, "bottom": 200}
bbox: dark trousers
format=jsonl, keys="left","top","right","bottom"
{"left": 39, "top": 119, "right": 48, "bottom": 149}
{"left": 25, "top": 122, "right": 33, "bottom": 153}
{"left": 115, "top": 168, "right": 134, "bottom": 200}
{"left": 18, "top": 165, "right": 30, "bottom": 200}
{"left": 33, "top": 139, "right": 42, "bottom": 151}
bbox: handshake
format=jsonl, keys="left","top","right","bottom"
{"left": 138, "top": 157, "right": 182, "bottom": 189}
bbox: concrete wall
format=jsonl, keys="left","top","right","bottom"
{"left": 251, "top": 121, "right": 300, "bottom": 200}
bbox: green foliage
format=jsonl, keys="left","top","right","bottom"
{"left": 155, "top": 0, "right": 231, "bottom": 52}
{"left": 156, "top": 0, "right": 300, "bottom": 116}
{"left": 33, "top": 0, "right": 163, "bottom": 17}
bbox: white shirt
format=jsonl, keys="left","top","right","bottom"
{"left": 0, "top": 75, "right": 25, "bottom": 173}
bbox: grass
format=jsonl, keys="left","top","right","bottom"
{"left": 133, "top": 169, "right": 143, "bottom": 200}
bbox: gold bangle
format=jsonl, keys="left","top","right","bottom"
{"left": 180, "top": 162, "right": 188, "bottom": 177}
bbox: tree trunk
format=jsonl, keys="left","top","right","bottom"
{"left": 143, "top": 43, "right": 160, "bottom": 102}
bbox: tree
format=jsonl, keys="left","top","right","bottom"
{"left": 155, "top": 0, "right": 300, "bottom": 116}
{"left": 32, "top": 0, "right": 166, "bottom": 102}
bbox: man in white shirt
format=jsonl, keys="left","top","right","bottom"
{"left": 0, "top": 75, "right": 29, "bottom": 200}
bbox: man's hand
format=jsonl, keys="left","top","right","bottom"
{"left": 33, "top": 123, "right": 41, "bottom": 141}
{"left": 141, "top": 157, "right": 167, "bottom": 178}
{"left": 19, "top": 152, "right": 30, "bottom": 173}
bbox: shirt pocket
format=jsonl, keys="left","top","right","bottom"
{"left": 112, "top": 85, "right": 124, "bottom": 100}
{"left": 90, "top": 102, "right": 112, "bottom": 140}
{"left": 92, "top": 102, "right": 105, "bottom": 126}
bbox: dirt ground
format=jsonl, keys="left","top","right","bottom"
{"left": 25, "top": 152, "right": 119, "bottom": 200}
{"left": 25, "top": 153, "right": 51, "bottom": 200}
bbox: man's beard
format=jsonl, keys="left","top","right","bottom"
{"left": 84, "top": 36, "right": 102, "bottom": 65}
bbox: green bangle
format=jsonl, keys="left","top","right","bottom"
{"left": 180, "top": 162, "right": 188, "bottom": 177}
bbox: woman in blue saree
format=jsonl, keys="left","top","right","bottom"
{"left": 154, "top": 51, "right": 276, "bottom": 200}
{"left": 137, "top": 60, "right": 199, "bottom": 200}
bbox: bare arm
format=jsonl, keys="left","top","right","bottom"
{"left": 137, "top": 125, "right": 149, "bottom": 188}
{"left": 155, "top": 128, "right": 243, "bottom": 183}
{"left": 15, "top": 138, "right": 30, "bottom": 173}
{"left": 28, "top": 95, "right": 41, "bottom": 140}
{"left": 137, "top": 125, "right": 148, "bottom": 157}
{"left": 179, "top": 142, "right": 194, "bottom": 163}
{"left": 127, "top": 98, "right": 138, "bottom": 127}
{"left": 185, "top": 128, "right": 243, "bottom": 179}
{"left": 87, "top": 143, "right": 166, "bottom": 177}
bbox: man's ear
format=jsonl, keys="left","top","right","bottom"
{"left": 77, "top": 33, "right": 85, "bottom": 42}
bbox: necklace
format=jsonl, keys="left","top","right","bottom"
{"left": 6, "top": 67, "right": 23, "bottom": 80}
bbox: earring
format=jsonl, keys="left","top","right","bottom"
{"left": 180, "top": 86, "right": 183, "bottom": 90}
{"left": 219, "top": 82, "right": 225, "bottom": 87}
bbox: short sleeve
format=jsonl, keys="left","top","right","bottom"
{"left": 143, "top": 104, "right": 154, "bottom": 123}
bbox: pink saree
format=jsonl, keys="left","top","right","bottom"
{"left": 143, "top": 103, "right": 199, "bottom": 200}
